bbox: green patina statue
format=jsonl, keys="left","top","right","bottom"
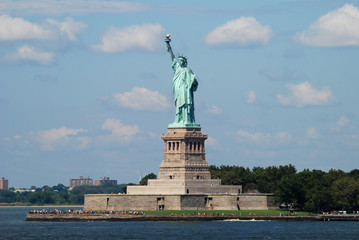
{"left": 165, "top": 34, "right": 200, "bottom": 128}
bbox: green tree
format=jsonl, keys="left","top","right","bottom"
{"left": 41, "top": 185, "right": 52, "bottom": 192}
{"left": 276, "top": 174, "right": 303, "bottom": 208}
{"left": 55, "top": 191, "right": 70, "bottom": 204}
{"left": 68, "top": 184, "right": 124, "bottom": 204}
{"left": 139, "top": 173, "right": 157, "bottom": 185}
{"left": 0, "top": 190, "right": 16, "bottom": 203}
{"left": 332, "top": 177, "right": 359, "bottom": 210}
{"left": 210, "top": 165, "right": 251, "bottom": 187}
{"left": 27, "top": 191, "right": 56, "bottom": 205}
{"left": 349, "top": 169, "right": 359, "bottom": 180}
{"left": 244, "top": 183, "right": 258, "bottom": 192}
{"left": 211, "top": 164, "right": 296, "bottom": 194}
{"left": 326, "top": 169, "right": 346, "bottom": 183}
{"left": 52, "top": 184, "right": 68, "bottom": 192}
{"left": 256, "top": 165, "right": 297, "bottom": 193}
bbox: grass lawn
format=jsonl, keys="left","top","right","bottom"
{"left": 141, "top": 209, "right": 311, "bottom": 216}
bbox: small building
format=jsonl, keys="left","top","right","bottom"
{"left": 95, "top": 177, "right": 117, "bottom": 186}
{"left": 70, "top": 176, "right": 93, "bottom": 190}
{"left": 14, "top": 188, "right": 35, "bottom": 193}
{"left": 0, "top": 177, "right": 8, "bottom": 190}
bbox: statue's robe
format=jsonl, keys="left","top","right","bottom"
{"left": 172, "top": 59, "right": 198, "bottom": 123}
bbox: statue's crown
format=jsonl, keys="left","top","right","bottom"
{"left": 177, "top": 54, "right": 187, "bottom": 61}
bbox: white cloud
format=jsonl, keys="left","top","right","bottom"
{"left": 206, "top": 136, "right": 218, "bottom": 146}
{"left": 246, "top": 91, "right": 256, "bottom": 103}
{"left": 147, "top": 132, "right": 157, "bottom": 138}
{"left": 204, "top": 17, "right": 274, "bottom": 47}
{"left": 3, "top": 134, "right": 30, "bottom": 145}
{"left": 259, "top": 68, "right": 306, "bottom": 81}
{"left": 0, "top": 15, "right": 51, "bottom": 40}
{"left": 237, "top": 130, "right": 291, "bottom": 143}
{"left": 0, "top": 1, "right": 149, "bottom": 15}
{"left": 4, "top": 45, "right": 54, "bottom": 64}
{"left": 0, "top": 15, "right": 86, "bottom": 41}
{"left": 113, "top": 87, "right": 170, "bottom": 111}
{"left": 77, "top": 136, "right": 92, "bottom": 149}
{"left": 0, "top": 16, "right": 86, "bottom": 63}
{"left": 101, "top": 118, "right": 140, "bottom": 142}
{"left": 13, "top": 135, "right": 22, "bottom": 139}
{"left": 294, "top": 4, "right": 359, "bottom": 47}
{"left": 237, "top": 130, "right": 270, "bottom": 142}
{"left": 307, "top": 127, "right": 320, "bottom": 139}
{"left": 35, "top": 127, "right": 89, "bottom": 151}
{"left": 277, "top": 81, "right": 336, "bottom": 107}
{"left": 45, "top": 17, "right": 87, "bottom": 41}
{"left": 4, "top": 135, "right": 22, "bottom": 141}
{"left": 207, "top": 105, "right": 222, "bottom": 115}
{"left": 93, "top": 23, "right": 164, "bottom": 53}
{"left": 276, "top": 132, "right": 292, "bottom": 143}
{"left": 332, "top": 116, "right": 350, "bottom": 131}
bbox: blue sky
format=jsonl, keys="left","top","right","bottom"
{"left": 1, "top": 0, "right": 359, "bottom": 188}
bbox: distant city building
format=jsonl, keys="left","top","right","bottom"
{"left": 95, "top": 177, "right": 117, "bottom": 186}
{"left": 0, "top": 177, "right": 8, "bottom": 190}
{"left": 69, "top": 176, "right": 93, "bottom": 189}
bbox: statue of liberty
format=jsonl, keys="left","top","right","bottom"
{"left": 165, "top": 34, "right": 200, "bottom": 128}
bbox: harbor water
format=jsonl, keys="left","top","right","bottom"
{"left": 1, "top": 207, "right": 359, "bottom": 239}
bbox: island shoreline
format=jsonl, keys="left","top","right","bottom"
{"left": 26, "top": 213, "right": 359, "bottom": 222}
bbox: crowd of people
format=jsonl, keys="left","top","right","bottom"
{"left": 29, "top": 209, "right": 146, "bottom": 215}
{"left": 322, "top": 210, "right": 359, "bottom": 215}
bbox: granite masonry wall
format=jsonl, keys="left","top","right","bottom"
{"left": 84, "top": 194, "right": 276, "bottom": 211}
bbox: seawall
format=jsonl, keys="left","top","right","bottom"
{"left": 26, "top": 213, "right": 359, "bottom": 222}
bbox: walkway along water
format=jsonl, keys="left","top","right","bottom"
{"left": 26, "top": 211, "right": 359, "bottom": 222}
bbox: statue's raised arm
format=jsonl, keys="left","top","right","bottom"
{"left": 164, "top": 34, "right": 200, "bottom": 128}
{"left": 165, "top": 34, "right": 175, "bottom": 62}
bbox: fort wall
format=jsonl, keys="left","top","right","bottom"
{"left": 84, "top": 193, "right": 275, "bottom": 211}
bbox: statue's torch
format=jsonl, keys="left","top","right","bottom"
{"left": 165, "top": 33, "right": 172, "bottom": 43}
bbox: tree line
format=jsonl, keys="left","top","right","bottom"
{"left": 2, "top": 165, "right": 358, "bottom": 211}
{"left": 210, "top": 165, "right": 359, "bottom": 211}
{"left": 0, "top": 184, "right": 125, "bottom": 205}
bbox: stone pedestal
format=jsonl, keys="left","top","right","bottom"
{"left": 159, "top": 127, "right": 210, "bottom": 180}
{"left": 127, "top": 127, "right": 242, "bottom": 195}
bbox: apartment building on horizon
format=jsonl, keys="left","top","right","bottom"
{"left": 94, "top": 177, "right": 117, "bottom": 186}
{"left": 69, "top": 176, "right": 93, "bottom": 189}
{"left": 0, "top": 177, "right": 8, "bottom": 190}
